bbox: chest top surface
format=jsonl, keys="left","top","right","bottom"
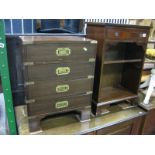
{"left": 17, "top": 36, "right": 96, "bottom": 45}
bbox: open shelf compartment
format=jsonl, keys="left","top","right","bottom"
{"left": 103, "top": 42, "right": 144, "bottom": 64}
{"left": 99, "top": 87, "right": 137, "bottom": 105}
{"left": 99, "top": 61, "right": 142, "bottom": 105}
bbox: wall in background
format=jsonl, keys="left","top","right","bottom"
{"left": 4, "top": 19, "right": 35, "bottom": 34}
{"left": 4, "top": 19, "right": 129, "bottom": 35}
{"left": 4, "top": 19, "right": 84, "bottom": 34}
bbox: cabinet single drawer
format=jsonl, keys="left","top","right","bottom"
{"left": 106, "top": 28, "right": 148, "bottom": 41}
{"left": 25, "top": 78, "right": 94, "bottom": 98}
{"left": 27, "top": 94, "right": 92, "bottom": 116}
{"left": 23, "top": 43, "right": 96, "bottom": 62}
{"left": 23, "top": 62, "right": 95, "bottom": 81}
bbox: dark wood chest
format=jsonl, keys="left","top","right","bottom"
{"left": 86, "top": 23, "right": 150, "bottom": 116}
{"left": 6, "top": 35, "right": 97, "bottom": 132}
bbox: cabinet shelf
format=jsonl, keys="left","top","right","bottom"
{"left": 104, "top": 59, "right": 142, "bottom": 64}
{"left": 98, "top": 87, "right": 137, "bottom": 106}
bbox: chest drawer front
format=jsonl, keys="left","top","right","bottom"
{"left": 25, "top": 78, "right": 94, "bottom": 99}
{"left": 24, "top": 62, "right": 95, "bottom": 81}
{"left": 106, "top": 27, "right": 148, "bottom": 41}
{"left": 27, "top": 94, "right": 92, "bottom": 116}
{"left": 24, "top": 43, "right": 96, "bottom": 62}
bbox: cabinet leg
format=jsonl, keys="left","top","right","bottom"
{"left": 29, "top": 117, "right": 42, "bottom": 133}
{"left": 76, "top": 108, "right": 91, "bottom": 122}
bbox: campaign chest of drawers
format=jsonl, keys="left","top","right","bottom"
{"left": 86, "top": 23, "right": 150, "bottom": 116}
{"left": 6, "top": 35, "right": 97, "bottom": 132}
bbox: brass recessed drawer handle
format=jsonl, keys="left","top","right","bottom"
{"left": 55, "top": 100, "right": 69, "bottom": 109}
{"left": 56, "top": 67, "right": 70, "bottom": 76}
{"left": 56, "top": 48, "right": 71, "bottom": 56}
{"left": 56, "top": 84, "right": 69, "bottom": 93}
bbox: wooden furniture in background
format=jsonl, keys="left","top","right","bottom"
{"left": 86, "top": 23, "right": 150, "bottom": 116}
{"left": 89, "top": 116, "right": 144, "bottom": 135}
{"left": 140, "top": 101, "right": 155, "bottom": 134}
{"left": 139, "top": 92, "right": 155, "bottom": 134}
{"left": 142, "top": 106, "right": 155, "bottom": 134}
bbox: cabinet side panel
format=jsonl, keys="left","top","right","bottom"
{"left": 6, "top": 36, "right": 25, "bottom": 106}
{"left": 86, "top": 25, "right": 104, "bottom": 102}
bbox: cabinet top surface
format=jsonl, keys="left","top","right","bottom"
{"left": 86, "top": 22, "right": 151, "bottom": 29}
{"left": 7, "top": 35, "right": 97, "bottom": 44}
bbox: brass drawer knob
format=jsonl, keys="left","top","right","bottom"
{"left": 114, "top": 32, "right": 120, "bottom": 37}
